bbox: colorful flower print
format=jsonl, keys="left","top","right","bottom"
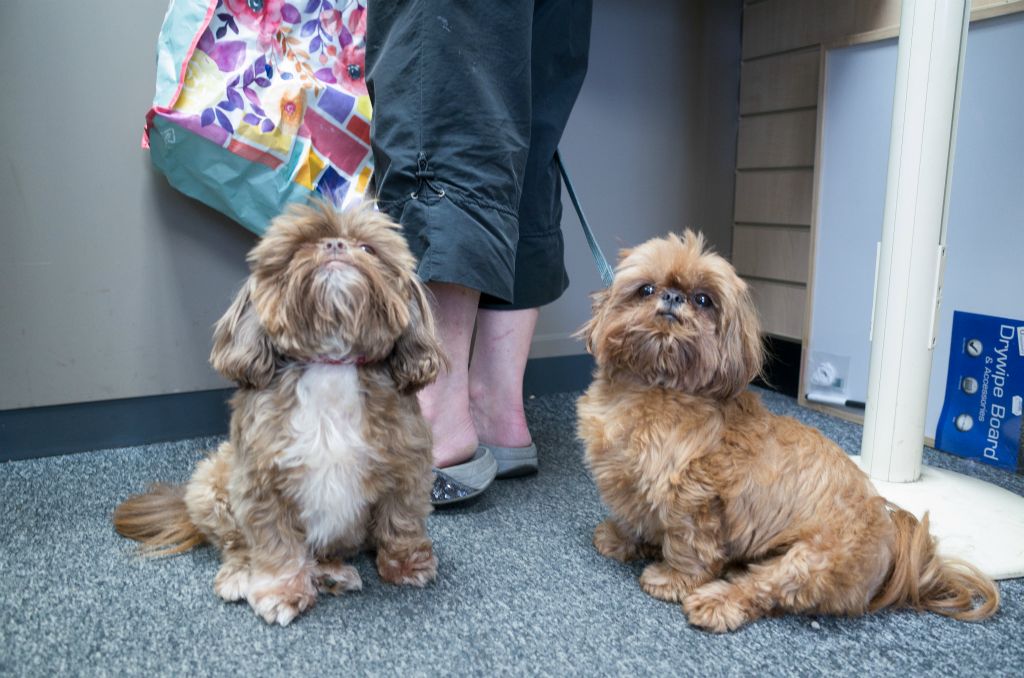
{"left": 332, "top": 43, "right": 367, "bottom": 96}
{"left": 224, "top": 0, "right": 286, "bottom": 51}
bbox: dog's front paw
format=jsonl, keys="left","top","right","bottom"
{"left": 684, "top": 580, "right": 750, "bottom": 633}
{"left": 315, "top": 561, "right": 363, "bottom": 595}
{"left": 593, "top": 519, "right": 645, "bottom": 562}
{"left": 214, "top": 563, "right": 250, "bottom": 602}
{"left": 247, "top": 571, "right": 317, "bottom": 626}
{"left": 377, "top": 542, "right": 437, "bottom": 587}
{"left": 640, "top": 562, "right": 700, "bottom": 603}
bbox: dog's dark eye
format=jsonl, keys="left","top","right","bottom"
{"left": 639, "top": 284, "right": 656, "bottom": 298}
{"left": 694, "top": 293, "right": 714, "bottom": 308}
{"left": 359, "top": 244, "right": 376, "bottom": 256}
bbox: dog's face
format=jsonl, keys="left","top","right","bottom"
{"left": 210, "top": 201, "right": 444, "bottom": 393}
{"left": 581, "top": 231, "right": 763, "bottom": 400}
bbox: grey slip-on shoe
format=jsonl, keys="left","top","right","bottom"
{"left": 486, "top": 443, "right": 538, "bottom": 479}
{"left": 431, "top": 446, "right": 498, "bottom": 506}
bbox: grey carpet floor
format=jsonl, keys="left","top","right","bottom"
{"left": 1, "top": 388, "right": 1021, "bottom": 677}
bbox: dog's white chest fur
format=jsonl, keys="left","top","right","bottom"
{"left": 278, "top": 364, "right": 376, "bottom": 550}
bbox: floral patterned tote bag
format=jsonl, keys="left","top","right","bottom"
{"left": 145, "top": 0, "right": 372, "bottom": 234}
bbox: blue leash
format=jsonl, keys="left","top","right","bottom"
{"left": 555, "top": 150, "right": 614, "bottom": 288}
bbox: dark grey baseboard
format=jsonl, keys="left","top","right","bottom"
{"left": 0, "top": 389, "right": 235, "bottom": 463}
{"left": 523, "top": 353, "right": 595, "bottom": 398}
{"left": 1, "top": 354, "right": 595, "bottom": 462}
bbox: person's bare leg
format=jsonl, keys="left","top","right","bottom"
{"left": 419, "top": 282, "right": 480, "bottom": 468}
{"left": 469, "top": 307, "right": 539, "bottom": 448}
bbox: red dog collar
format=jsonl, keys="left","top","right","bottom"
{"left": 309, "top": 354, "right": 371, "bottom": 366}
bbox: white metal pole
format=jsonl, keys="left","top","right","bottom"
{"left": 854, "top": 0, "right": 1024, "bottom": 580}
{"left": 860, "top": 0, "right": 970, "bottom": 483}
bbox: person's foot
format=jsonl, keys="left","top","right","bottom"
{"left": 423, "top": 400, "right": 479, "bottom": 469}
{"left": 469, "top": 389, "right": 533, "bottom": 451}
{"left": 417, "top": 282, "right": 480, "bottom": 470}
{"left": 422, "top": 384, "right": 498, "bottom": 505}
{"left": 470, "top": 386, "right": 537, "bottom": 477}
{"left": 467, "top": 306, "right": 538, "bottom": 476}
{"left": 416, "top": 355, "right": 477, "bottom": 470}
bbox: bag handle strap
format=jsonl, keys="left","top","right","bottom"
{"left": 555, "top": 150, "right": 614, "bottom": 288}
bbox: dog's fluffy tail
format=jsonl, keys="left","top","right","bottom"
{"left": 112, "top": 483, "right": 205, "bottom": 556}
{"left": 870, "top": 505, "right": 999, "bottom": 621}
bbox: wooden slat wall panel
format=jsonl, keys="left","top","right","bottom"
{"left": 737, "top": 110, "right": 817, "bottom": 168}
{"left": 732, "top": 226, "right": 810, "bottom": 283}
{"left": 735, "top": 0, "right": 899, "bottom": 339}
{"left": 853, "top": 0, "right": 903, "bottom": 37}
{"left": 746, "top": 278, "right": 806, "bottom": 340}
{"left": 734, "top": 169, "right": 813, "bottom": 225}
{"left": 743, "top": 0, "right": 847, "bottom": 58}
{"left": 739, "top": 49, "right": 819, "bottom": 114}
{"left": 744, "top": 0, "right": 1013, "bottom": 60}
{"left": 733, "top": 0, "right": 1024, "bottom": 343}
{"left": 743, "top": 0, "right": 898, "bottom": 59}
{"left": 972, "top": 0, "right": 1024, "bottom": 19}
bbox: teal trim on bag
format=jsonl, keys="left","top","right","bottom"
{"left": 149, "top": 117, "right": 315, "bottom": 235}
{"left": 154, "top": 0, "right": 217, "bottom": 107}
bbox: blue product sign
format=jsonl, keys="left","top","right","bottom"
{"left": 936, "top": 311, "right": 1024, "bottom": 473}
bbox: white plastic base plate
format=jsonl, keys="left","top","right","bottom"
{"left": 852, "top": 456, "right": 1024, "bottom": 580}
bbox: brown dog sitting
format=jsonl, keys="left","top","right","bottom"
{"left": 114, "top": 201, "right": 444, "bottom": 625}
{"left": 576, "top": 230, "right": 999, "bottom": 632}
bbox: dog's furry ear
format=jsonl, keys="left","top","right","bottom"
{"left": 577, "top": 247, "right": 629, "bottom": 355}
{"left": 210, "top": 279, "right": 276, "bottom": 389}
{"left": 712, "top": 282, "right": 764, "bottom": 399}
{"left": 575, "top": 287, "right": 611, "bottom": 356}
{"left": 388, "top": 279, "right": 447, "bottom": 394}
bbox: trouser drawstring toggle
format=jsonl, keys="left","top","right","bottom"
{"left": 411, "top": 153, "right": 445, "bottom": 199}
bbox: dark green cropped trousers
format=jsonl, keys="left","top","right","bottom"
{"left": 366, "top": 0, "right": 592, "bottom": 309}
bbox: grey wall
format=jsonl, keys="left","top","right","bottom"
{"left": 541, "top": 0, "right": 742, "bottom": 357}
{"left": 0, "top": 0, "right": 741, "bottom": 410}
{"left": 0, "top": 0, "right": 255, "bottom": 411}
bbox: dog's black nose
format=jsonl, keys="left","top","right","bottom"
{"left": 660, "top": 288, "right": 685, "bottom": 306}
{"left": 321, "top": 238, "right": 346, "bottom": 252}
